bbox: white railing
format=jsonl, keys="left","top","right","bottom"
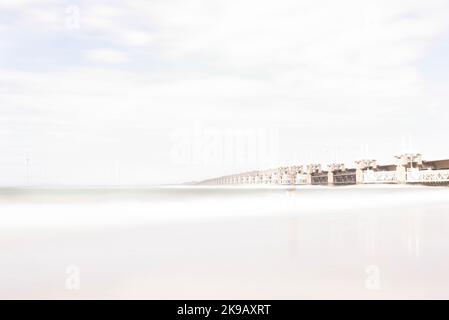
{"left": 363, "top": 170, "right": 397, "bottom": 183}
{"left": 407, "top": 169, "right": 449, "bottom": 183}
{"left": 406, "top": 169, "right": 421, "bottom": 183}
{"left": 280, "top": 174, "right": 292, "bottom": 185}
{"left": 295, "top": 174, "right": 308, "bottom": 185}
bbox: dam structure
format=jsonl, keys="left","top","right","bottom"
{"left": 199, "top": 153, "right": 449, "bottom": 186}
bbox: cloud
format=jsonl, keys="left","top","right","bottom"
{"left": 80, "top": 3, "right": 154, "bottom": 46}
{"left": 85, "top": 49, "right": 129, "bottom": 63}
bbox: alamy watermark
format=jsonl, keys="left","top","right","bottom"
{"left": 65, "top": 265, "right": 81, "bottom": 291}
{"left": 65, "top": 5, "right": 81, "bottom": 30}
{"left": 170, "top": 122, "right": 279, "bottom": 169}
{"left": 365, "top": 265, "right": 381, "bottom": 290}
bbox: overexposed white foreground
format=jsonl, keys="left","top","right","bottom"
{"left": 1, "top": 186, "right": 448, "bottom": 299}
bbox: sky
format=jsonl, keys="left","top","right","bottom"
{"left": 1, "top": 0, "right": 449, "bottom": 185}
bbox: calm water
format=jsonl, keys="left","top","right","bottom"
{"left": 1, "top": 185, "right": 449, "bottom": 299}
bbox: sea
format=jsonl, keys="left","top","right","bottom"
{"left": 1, "top": 185, "right": 448, "bottom": 299}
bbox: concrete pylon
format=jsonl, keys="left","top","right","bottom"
{"left": 396, "top": 164, "right": 407, "bottom": 184}
{"left": 355, "top": 159, "right": 377, "bottom": 184}
{"left": 328, "top": 171, "right": 334, "bottom": 185}
{"left": 306, "top": 164, "right": 321, "bottom": 185}
{"left": 395, "top": 153, "right": 422, "bottom": 184}
{"left": 327, "top": 163, "right": 344, "bottom": 186}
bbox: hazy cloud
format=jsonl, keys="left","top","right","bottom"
{"left": 85, "top": 49, "right": 129, "bottom": 63}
